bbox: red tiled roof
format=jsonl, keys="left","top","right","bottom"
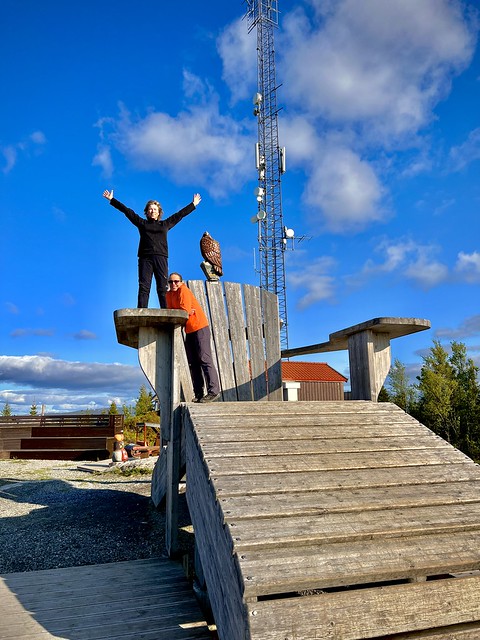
{"left": 281, "top": 361, "right": 347, "bottom": 383}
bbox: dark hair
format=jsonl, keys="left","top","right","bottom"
{"left": 169, "top": 272, "right": 183, "bottom": 282}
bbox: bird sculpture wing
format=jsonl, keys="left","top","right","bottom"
{"left": 200, "top": 232, "right": 223, "bottom": 276}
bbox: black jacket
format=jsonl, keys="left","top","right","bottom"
{"left": 110, "top": 198, "right": 195, "bottom": 257}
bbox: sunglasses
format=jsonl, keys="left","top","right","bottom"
{"left": 168, "top": 279, "right": 181, "bottom": 284}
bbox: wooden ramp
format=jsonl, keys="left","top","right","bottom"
{"left": 184, "top": 400, "right": 480, "bottom": 640}
{"left": 0, "top": 558, "right": 213, "bottom": 640}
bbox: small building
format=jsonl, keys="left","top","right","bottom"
{"left": 282, "top": 360, "right": 348, "bottom": 401}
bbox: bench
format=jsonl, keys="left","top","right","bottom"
{"left": 113, "top": 281, "right": 430, "bottom": 554}
{"left": 0, "top": 414, "right": 124, "bottom": 460}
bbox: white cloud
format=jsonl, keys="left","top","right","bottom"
{"left": 435, "top": 315, "right": 480, "bottom": 340}
{"left": 92, "top": 145, "right": 113, "bottom": 178}
{"left": 73, "top": 330, "right": 97, "bottom": 340}
{"left": 280, "top": 0, "right": 476, "bottom": 141}
{"left": 11, "top": 328, "right": 55, "bottom": 338}
{"left": 217, "top": 17, "right": 256, "bottom": 103}
{"left": 95, "top": 0, "right": 477, "bottom": 231}
{"left": 2, "top": 146, "right": 17, "bottom": 173}
{"left": 449, "top": 128, "right": 480, "bottom": 171}
{"left": 350, "top": 238, "right": 449, "bottom": 289}
{"left": 0, "top": 355, "right": 143, "bottom": 392}
{"left": 304, "top": 145, "right": 385, "bottom": 232}
{"left": 5, "top": 302, "right": 19, "bottom": 314}
{"left": 455, "top": 251, "right": 480, "bottom": 282}
{"left": 280, "top": 118, "right": 385, "bottom": 231}
{"left": 30, "top": 131, "right": 46, "bottom": 145}
{"left": 103, "top": 75, "right": 254, "bottom": 199}
{"left": 289, "top": 256, "right": 337, "bottom": 308}
{"left": 276, "top": 0, "right": 475, "bottom": 231}
{"left": 403, "top": 257, "right": 449, "bottom": 289}
{"left": 1, "top": 131, "right": 46, "bottom": 173}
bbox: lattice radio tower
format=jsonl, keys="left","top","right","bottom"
{"left": 246, "top": 0, "right": 289, "bottom": 349}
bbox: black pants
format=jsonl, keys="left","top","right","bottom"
{"left": 185, "top": 326, "right": 220, "bottom": 399}
{"left": 138, "top": 255, "right": 168, "bottom": 308}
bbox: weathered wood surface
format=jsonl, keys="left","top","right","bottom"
{"left": 185, "top": 400, "right": 480, "bottom": 640}
{"left": 282, "top": 317, "right": 431, "bottom": 401}
{"left": 185, "top": 281, "right": 282, "bottom": 402}
{"left": 114, "top": 309, "right": 190, "bottom": 556}
{"left": 248, "top": 575, "right": 480, "bottom": 640}
{"left": 0, "top": 557, "right": 212, "bottom": 640}
{"left": 186, "top": 417, "right": 249, "bottom": 640}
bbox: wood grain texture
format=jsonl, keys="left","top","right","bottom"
{"left": 184, "top": 400, "right": 480, "bottom": 639}
{"left": 0, "top": 558, "right": 211, "bottom": 640}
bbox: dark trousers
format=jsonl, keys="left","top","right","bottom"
{"left": 138, "top": 255, "right": 168, "bottom": 308}
{"left": 185, "top": 326, "right": 220, "bottom": 399}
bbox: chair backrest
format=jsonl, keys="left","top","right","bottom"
{"left": 184, "top": 280, "right": 283, "bottom": 401}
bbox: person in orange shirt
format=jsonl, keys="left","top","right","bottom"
{"left": 166, "top": 272, "right": 220, "bottom": 403}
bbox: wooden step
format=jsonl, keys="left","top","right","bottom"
{"left": 20, "top": 437, "right": 110, "bottom": 450}
{"left": 30, "top": 426, "right": 118, "bottom": 437}
{"left": 7, "top": 449, "right": 110, "bottom": 461}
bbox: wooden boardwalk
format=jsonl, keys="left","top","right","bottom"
{"left": 0, "top": 558, "right": 213, "bottom": 640}
{"left": 185, "top": 400, "right": 480, "bottom": 639}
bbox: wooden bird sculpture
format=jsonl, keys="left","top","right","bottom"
{"left": 200, "top": 231, "right": 223, "bottom": 281}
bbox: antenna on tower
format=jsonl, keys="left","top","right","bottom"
{"left": 246, "top": 0, "right": 289, "bottom": 349}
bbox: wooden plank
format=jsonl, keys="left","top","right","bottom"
{"left": 187, "top": 399, "right": 416, "bottom": 416}
{"left": 189, "top": 416, "right": 426, "bottom": 430}
{"left": 0, "top": 557, "right": 211, "bottom": 640}
{"left": 30, "top": 427, "right": 117, "bottom": 437}
{"left": 244, "top": 284, "right": 268, "bottom": 401}
{"left": 199, "top": 434, "right": 453, "bottom": 457}
{"left": 238, "top": 531, "right": 480, "bottom": 595}
{"left": 185, "top": 413, "right": 248, "bottom": 640}
{"left": 224, "top": 282, "right": 252, "bottom": 401}
{"left": 6, "top": 449, "right": 109, "bottom": 461}
{"left": 213, "top": 463, "right": 480, "bottom": 496}
{"left": 205, "top": 447, "right": 470, "bottom": 476}
{"left": 261, "top": 289, "right": 282, "bottom": 400}
{"left": 227, "top": 501, "right": 480, "bottom": 551}
{"left": 219, "top": 480, "right": 480, "bottom": 519}
{"left": 20, "top": 438, "right": 109, "bottom": 449}
{"left": 247, "top": 575, "right": 480, "bottom": 640}
{"left": 0, "top": 427, "right": 32, "bottom": 438}
{"left": 205, "top": 280, "right": 237, "bottom": 401}
{"left": 176, "top": 324, "right": 194, "bottom": 403}
{"left": 193, "top": 423, "right": 427, "bottom": 441}
{"left": 382, "top": 623, "right": 480, "bottom": 639}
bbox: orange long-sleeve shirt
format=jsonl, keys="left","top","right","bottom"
{"left": 166, "top": 284, "right": 209, "bottom": 334}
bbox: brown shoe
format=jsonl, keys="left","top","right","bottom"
{"left": 199, "top": 393, "right": 220, "bottom": 403}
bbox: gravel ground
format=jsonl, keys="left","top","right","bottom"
{"left": 0, "top": 458, "right": 193, "bottom": 574}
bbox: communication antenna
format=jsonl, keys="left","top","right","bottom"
{"left": 246, "top": 0, "right": 290, "bottom": 349}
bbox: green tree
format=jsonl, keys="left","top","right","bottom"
{"left": 122, "top": 387, "right": 159, "bottom": 445}
{"left": 415, "top": 340, "right": 458, "bottom": 444}
{"left": 386, "top": 358, "right": 417, "bottom": 413}
{"left": 449, "top": 341, "right": 480, "bottom": 459}
{"left": 1, "top": 402, "right": 12, "bottom": 416}
{"left": 135, "top": 385, "right": 155, "bottom": 417}
{"left": 377, "top": 386, "right": 391, "bottom": 403}
{"left": 108, "top": 401, "right": 119, "bottom": 415}
{"left": 29, "top": 402, "right": 38, "bottom": 416}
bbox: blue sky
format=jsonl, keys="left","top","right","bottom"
{"left": 1, "top": 0, "right": 480, "bottom": 414}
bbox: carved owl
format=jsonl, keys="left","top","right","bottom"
{"left": 200, "top": 231, "right": 223, "bottom": 277}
